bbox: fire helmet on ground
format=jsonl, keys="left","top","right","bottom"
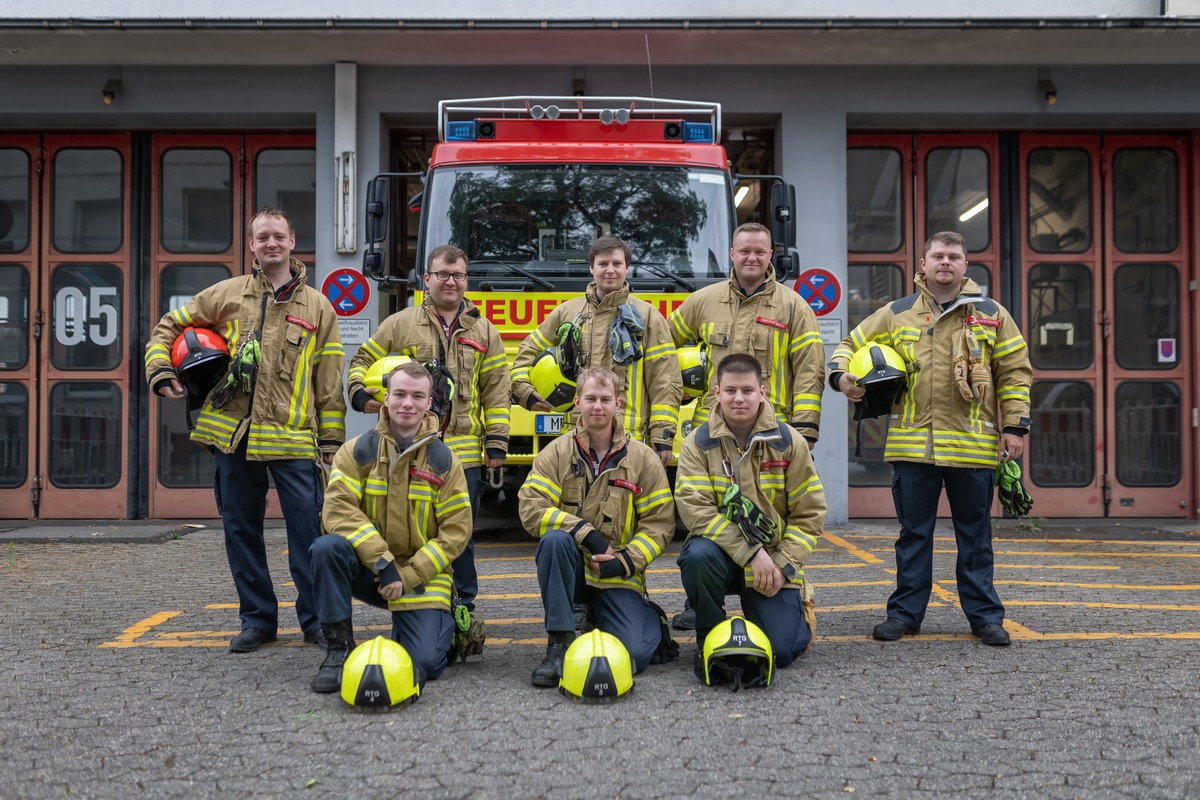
{"left": 363, "top": 355, "right": 415, "bottom": 392}
{"left": 678, "top": 345, "right": 707, "bottom": 399}
{"left": 340, "top": 636, "right": 425, "bottom": 710}
{"left": 846, "top": 342, "right": 908, "bottom": 420}
{"left": 169, "top": 327, "right": 230, "bottom": 400}
{"left": 559, "top": 629, "right": 635, "bottom": 703}
{"left": 702, "top": 617, "right": 774, "bottom": 690}
{"left": 530, "top": 347, "right": 577, "bottom": 411}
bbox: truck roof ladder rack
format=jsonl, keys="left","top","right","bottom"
{"left": 438, "top": 96, "right": 721, "bottom": 142}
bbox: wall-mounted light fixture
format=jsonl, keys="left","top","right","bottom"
{"left": 1038, "top": 68, "right": 1057, "bottom": 106}
{"left": 102, "top": 78, "right": 121, "bottom": 105}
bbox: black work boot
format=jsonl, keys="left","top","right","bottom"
{"left": 530, "top": 631, "right": 575, "bottom": 688}
{"left": 310, "top": 619, "right": 356, "bottom": 694}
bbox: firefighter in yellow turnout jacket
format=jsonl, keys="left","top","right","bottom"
{"left": 144, "top": 207, "right": 345, "bottom": 654}
{"left": 676, "top": 353, "right": 826, "bottom": 673}
{"left": 668, "top": 222, "right": 825, "bottom": 443}
{"left": 346, "top": 245, "right": 510, "bottom": 612}
{"left": 828, "top": 231, "right": 1032, "bottom": 647}
{"left": 310, "top": 362, "right": 472, "bottom": 693}
{"left": 518, "top": 368, "right": 676, "bottom": 686}
{"left": 512, "top": 235, "right": 682, "bottom": 465}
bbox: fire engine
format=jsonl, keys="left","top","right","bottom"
{"left": 362, "top": 96, "right": 796, "bottom": 493}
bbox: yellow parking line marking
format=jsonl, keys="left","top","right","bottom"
{"left": 844, "top": 534, "right": 1200, "bottom": 546}
{"left": 996, "top": 580, "right": 1200, "bottom": 590}
{"left": 1007, "top": 600, "right": 1200, "bottom": 611}
{"left": 99, "top": 611, "right": 181, "bottom": 647}
{"left": 998, "top": 564, "right": 1120, "bottom": 570}
{"left": 862, "top": 547, "right": 1200, "bottom": 559}
{"left": 930, "top": 582, "right": 960, "bottom": 605}
{"left": 823, "top": 531, "right": 885, "bottom": 564}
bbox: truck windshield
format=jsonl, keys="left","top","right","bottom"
{"left": 420, "top": 164, "right": 731, "bottom": 289}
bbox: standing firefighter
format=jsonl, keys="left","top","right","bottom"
{"left": 828, "top": 231, "right": 1032, "bottom": 647}
{"left": 346, "top": 244, "right": 510, "bottom": 614}
{"left": 144, "top": 206, "right": 345, "bottom": 653}
{"left": 511, "top": 235, "right": 682, "bottom": 466}
{"left": 518, "top": 368, "right": 677, "bottom": 687}
{"left": 311, "top": 362, "right": 472, "bottom": 692}
{"left": 676, "top": 353, "right": 826, "bottom": 678}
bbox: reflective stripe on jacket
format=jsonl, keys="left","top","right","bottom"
{"left": 144, "top": 258, "right": 346, "bottom": 460}
{"left": 346, "top": 297, "right": 510, "bottom": 468}
{"left": 675, "top": 403, "right": 826, "bottom": 599}
{"left": 667, "top": 266, "right": 824, "bottom": 441}
{"left": 517, "top": 420, "right": 675, "bottom": 592}
{"left": 828, "top": 274, "right": 1033, "bottom": 468}
{"left": 320, "top": 412, "right": 471, "bottom": 612}
{"left": 511, "top": 282, "right": 682, "bottom": 449}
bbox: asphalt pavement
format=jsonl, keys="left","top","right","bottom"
{"left": 3, "top": 514, "right": 1200, "bottom": 798}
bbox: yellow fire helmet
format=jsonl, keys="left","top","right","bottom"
{"left": 529, "top": 347, "right": 577, "bottom": 411}
{"left": 340, "top": 636, "right": 424, "bottom": 710}
{"left": 362, "top": 354, "right": 415, "bottom": 393}
{"left": 702, "top": 617, "right": 773, "bottom": 690}
{"left": 846, "top": 343, "right": 908, "bottom": 420}
{"left": 678, "top": 345, "right": 707, "bottom": 399}
{"left": 558, "top": 629, "right": 635, "bottom": 703}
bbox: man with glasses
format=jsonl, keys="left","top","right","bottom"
{"left": 347, "top": 245, "right": 510, "bottom": 615}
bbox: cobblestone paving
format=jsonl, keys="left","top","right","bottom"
{"left": 3, "top": 519, "right": 1200, "bottom": 798}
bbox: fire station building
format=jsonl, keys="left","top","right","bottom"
{"left": 2, "top": 1, "right": 1200, "bottom": 524}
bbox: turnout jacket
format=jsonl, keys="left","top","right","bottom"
{"left": 675, "top": 403, "right": 826, "bottom": 600}
{"left": 518, "top": 420, "right": 675, "bottom": 593}
{"left": 511, "top": 282, "right": 682, "bottom": 450}
{"left": 347, "top": 296, "right": 511, "bottom": 468}
{"left": 667, "top": 266, "right": 824, "bottom": 441}
{"left": 828, "top": 274, "right": 1033, "bottom": 468}
{"left": 144, "top": 258, "right": 346, "bottom": 460}
{"left": 321, "top": 412, "right": 472, "bottom": 613}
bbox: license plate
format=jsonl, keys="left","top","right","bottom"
{"left": 535, "top": 414, "right": 565, "bottom": 435}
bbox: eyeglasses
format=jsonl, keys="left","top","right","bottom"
{"left": 428, "top": 271, "right": 469, "bottom": 283}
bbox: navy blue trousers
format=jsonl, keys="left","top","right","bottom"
{"left": 451, "top": 466, "right": 481, "bottom": 610}
{"left": 309, "top": 534, "right": 454, "bottom": 681}
{"left": 887, "top": 461, "right": 1004, "bottom": 629}
{"left": 535, "top": 529, "right": 662, "bottom": 674}
{"left": 213, "top": 438, "right": 323, "bottom": 638}
{"left": 677, "top": 536, "right": 811, "bottom": 668}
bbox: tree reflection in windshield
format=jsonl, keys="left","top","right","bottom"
{"left": 428, "top": 164, "right": 729, "bottom": 280}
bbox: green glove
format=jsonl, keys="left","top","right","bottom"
{"left": 996, "top": 460, "right": 1033, "bottom": 517}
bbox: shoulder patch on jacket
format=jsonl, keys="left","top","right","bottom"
{"left": 769, "top": 423, "right": 793, "bottom": 451}
{"left": 694, "top": 423, "right": 720, "bottom": 451}
{"left": 425, "top": 439, "right": 453, "bottom": 474}
{"left": 352, "top": 430, "right": 381, "bottom": 467}
{"left": 890, "top": 292, "right": 921, "bottom": 314}
{"left": 970, "top": 297, "right": 999, "bottom": 315}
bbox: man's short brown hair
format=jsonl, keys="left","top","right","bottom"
{"left": 732, "top": 222, "right": 772, "bottom": 243}
{"left": 715, "top": 352, "right": 763, "bottom": 386}
{"left": 427, "top": 244, "right": 468, "bottom": 272}
{"left": 247, "top": 206, "right": 295, "bottom": 238}
{"left": 923, "top": 231, "right": 967, "bottom": 257}
{"left": 588, "top": 235, "right": 632, "bottom": 267}
{"left": 384, "top": 361, "right": 433, "bottom": 392}
{"left": 575, "top": 367, "right": 620, "bottom": 396}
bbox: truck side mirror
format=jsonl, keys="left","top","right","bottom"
{"left": 407, "top": 191, "right": 423, "bottom": 214}
{"left": 770, "top": 182, "right": 797, "bottom": 249}
{"left": 365, "top": 177, "right": 389, "bottom": 246}
{"left": 774, "top": 248, "right": 798, "bottom": 280}
{"left": 362, "top": 246, "right": 385, "bottom": 280}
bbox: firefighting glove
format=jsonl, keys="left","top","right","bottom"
{"left": 211, "top": 338, "right": 260, "bottom": 409}
{"left": 720, "top": 484, "right": 776, "bottom": 547}
{"left": 953, "top": 326, "right": 974, "bottom": 403}
{"left": 555, "top": 321, "right": 584, "bottom": 380}
{"left": 647, "top": 600, "right": 680, "bottom": 665}
{"left": 996, "top": 459, "right": 1034, "bottom": 517}
{"left": 964, "top": 326, "right": 991, "bottom": 403}
{"left": 451, "top": 603, "right": 486, "bottom": 663}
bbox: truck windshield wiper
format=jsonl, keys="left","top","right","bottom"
{"left": 631, "top": 261, "right": 697, "bottom": 293}
{"left": 470, "top": 259, "right": 556, "bottom": 291}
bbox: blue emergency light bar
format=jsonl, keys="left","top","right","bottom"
{"left": 683, "top": 122, "right": 714, "bottom": 143}
{"left": 446, "top": 121, "right": 477, "bottom": 141}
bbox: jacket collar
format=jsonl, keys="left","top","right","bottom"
{"left": 248, "top": 257, "right": 308, "bottom": 300}
{"left": 586, "top": 281, "right": 630, "bottom": 308}
{"left": 375, "top": 410, "right": 441, "bottom": 460}
{"left": 727, "top": 264, "right": 777, "bottom": 300}
{"left": 914, "top": 273, "right": 985, "bottom": 316}
{"left": 571, "top": 416, "right": 629, "bottom": 454}
{"left": 421, "top": 295, "right": 481, "bottom": 327}
{"left": 708, "top": 400, "right": 781, "bottom": 449}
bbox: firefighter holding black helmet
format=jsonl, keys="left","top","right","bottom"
{"left": 828, "top": 231, "right": 1032, "bottom": 647}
